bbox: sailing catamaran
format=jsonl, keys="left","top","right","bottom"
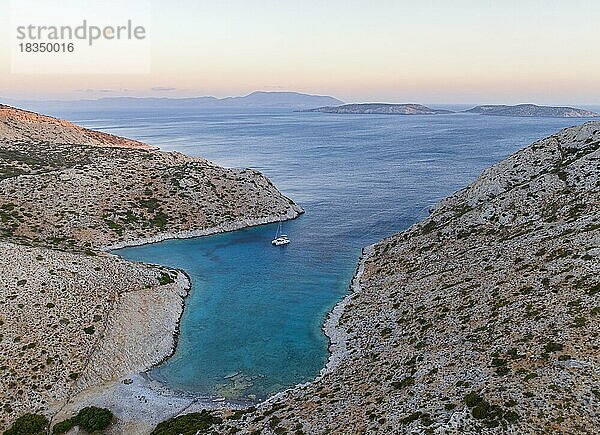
{"left": 271, "top": 223, "right": 290, "bottom": 246}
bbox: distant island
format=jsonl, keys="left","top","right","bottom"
{"left": 465, "top": 104, "right": 599, "bottom": 118}
{"left": 8, "top": 95, "right": 598, "bottom": 119}
{"left": 3, "top": 91, "right": 344, "bottom": 112}
{"left": 304, "top": 103, "right": 453, "bottom": 115}
{"left": 303, "top": 102, "right": 599, "bottom": 118}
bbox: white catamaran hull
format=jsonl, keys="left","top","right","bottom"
{"left": 272, "top": 224, "right": 290, "bottom": 246}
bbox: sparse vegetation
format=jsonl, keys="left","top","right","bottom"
{"left": 51, "top": 417, "right": 77, "bottom": 434}
{"left": 52, "top": 407, "right": 113, "bottom": 434}
{"left": 159, "top": 271, "right": 175, "bottom": 285}
{"left": 76, "top": 406, "right": 113, "bottom": 432}
{"left": 152, "top": 411, "right": 223, "bottom": 435}
{"left": 4, "top": 413, "right": 48, "bottom": 435}
{"left": 464, "top": 392, "right": 520, "bottom": 427}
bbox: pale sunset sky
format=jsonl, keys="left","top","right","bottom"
{"left": 0, "top": 0, "right": 599, "bottom": 104}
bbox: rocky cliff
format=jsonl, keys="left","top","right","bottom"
{"left": 0, "top": 106, "right": 302, "bottom": 252}
{"left": 0, "top": 105, "right": 153, "bottom": 149}
{"left": 0, "top": 242, "right": 189, "bottom": 429}
{"left": 213, "top": 122, "right": 599, "bottom": 434}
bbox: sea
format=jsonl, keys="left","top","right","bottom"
{"left": 34, "top": 105, "right": 599, "bottom": 401}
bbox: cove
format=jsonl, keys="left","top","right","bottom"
{"left": 54, "top": 108, "right": 591, "bottom": 401}
{"left": 115, "top": 218, "right": 358, "bottom": 400}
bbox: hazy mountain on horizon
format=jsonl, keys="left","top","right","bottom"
{"left": 1, "top": 91, "right": 344, "bottom": 111}
{"left": 3, "top": 94, "right": 598, "bottom": 117}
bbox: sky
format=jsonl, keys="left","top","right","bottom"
{"left": 1, "top": 0, "right": 599, "bottom": 104}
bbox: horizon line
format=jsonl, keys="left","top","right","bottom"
{"left": 1, "top": 93, "right": 600, "bottom": 108}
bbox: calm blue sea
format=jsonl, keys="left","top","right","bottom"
{"left": 39, "top": 107, "right": 597, "bottom": 400}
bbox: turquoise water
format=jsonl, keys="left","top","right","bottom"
{"left": 116, "top": 224, "right": 357, "bottom": 398}
{"left": 36, "top": 106, "right": 598, "bottom": 400}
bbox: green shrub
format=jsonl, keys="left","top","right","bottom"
{"left": 158, "top": 272, "right": 175, "bottom": 285}
{"left": 139, "top": 197, "right": 160, "bottom": 212}
{"left": 4, "top": 413, "right": 48, "bottom": 435}
{"left": 504, "top": 411, "right": 520, "bottom": 423}
{"left": 380, "top": 327, "right": 392, "bottom": 337}
{"left": 421, "top": 220, "right": 437, "bottom": 235}
{"left": 400, "top": 411, "right": 421, "bottom": 424}
{"left": 76, "top": 406, "right": 113, "bottom": 432}
{"left": 391, "top": 376, "right": 415, "bottom": 389}
{"left": 152, "top": 410, "right": 223, "bottom": 435}
{"left": 151, "top": 212, "right": 169, "bottom": 228}
{"left": 464, "top": 391, "right": 520, "bottom": 427}
{"left": 52, "top": 417, "right": 77, "bottom": 434}
{"left": 544, "top": 341, "right": 564, "bottom": 353}
{"left": 51, "top": 407, "right": 113, "bottom": 434}
{"left": 464, "top": 392, "right": 483, "bottom": 408}
{"left": 227, "top": 407, "right": 256, "bottom": 420}
{"left": 495, "top": 366, "right": 509, "bottom": 376}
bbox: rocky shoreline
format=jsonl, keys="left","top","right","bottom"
{"left": 62, "top": 209, "right": 306, "bottom": 433}
{"left": 50, "top": 270, "right": 193, "bottom": 429}
{"left": 102, "top": 207, "right": 303, "bottom": 251}
{"left": 0, "top": 242, "right": 192, "bottom": 430}
{"left": 213, "top": 121, "right": 600, "bottom": 434}
{"left": 321, "top": 244, "right": 374, "bottom": 376}
{"left": 78, "top": 208, "right": 360, "bottom": 434}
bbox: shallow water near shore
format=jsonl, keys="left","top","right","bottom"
{"left": 37, "top": 105, "right": 597, "bottom": 400}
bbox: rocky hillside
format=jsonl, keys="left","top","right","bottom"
{"left": 0, "top": 106, "right": 302, "bottom": 431}
{"left": 0, "top": 105, "right": 153, "bottom": 149}
{"left": 0, "top": 106, "right": 302, "bottom": 252}
{"left": 213, "top": 122, "right": 599, "bottom": 434}
{"left": 305, "top": 103, "right": 452, "bottom": 115}
{"left": 0, "top": 242, "right": 189, "bottom": 430}
{"left": 466, "top": 104, "right": 599, "bottom": 118}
